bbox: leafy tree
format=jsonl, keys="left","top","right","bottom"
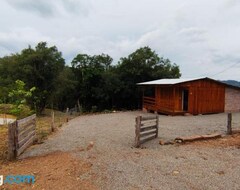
{"left": 71, "top": 53, "right": 113, "bottom": 111}
{"left": 17, "top": 42, "right": 65, "bottom": 113}
{"left": 0, "top": 55, "right": 19, "bottom": 103}
{"left": 7, "top": 80, "right": 35, "bottom": 117}
{"left": 0, "top": 43, "right": 181, "bottom": 113}
{"left": 115, "top": 46, "right": 181, "bottom": 109}
{"left": 0, "top": 42, "right": 65, "bottom": 113}
{"left": 8, "top": 80, "right": 35, "bottom": 106}
{"left": 52, "top": 66, "right": 78, "bottom": 110}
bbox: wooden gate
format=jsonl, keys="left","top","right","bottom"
{"left": 135, "top": 115, "right": 159, "bottom": 147}
{"left": 8, "top": 114, "right": 36, "bottom": 160}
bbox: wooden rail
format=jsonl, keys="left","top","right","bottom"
{"left": 135, "top": 115, "right": 159, "bottom": 148}
{"left": 143, "top": 97, "right": 155, "bottom": 106}
{"left": 8, "top": 114, "right": 36, "bottom": 160}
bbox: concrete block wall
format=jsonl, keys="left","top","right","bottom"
{"left": 225, "top": 87, "right": 240, "bottom": 112}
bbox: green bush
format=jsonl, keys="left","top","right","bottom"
{"left": 91, "top": 105, "right": 98, "bottom": 113}
{"left": 0, "top": 104, "right": 14, "bottom": 114}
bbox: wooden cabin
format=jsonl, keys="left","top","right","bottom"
{"left": 138, "top": 77, "right": 240, "bottom": 115}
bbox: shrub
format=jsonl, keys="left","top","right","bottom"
{"left": 0, "top": 103, "right": 34, "bottom": 119}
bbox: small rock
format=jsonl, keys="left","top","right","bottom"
{"left": 172, "top": 170, "right": 180, "bottom": 175}
{"left": 175, "top": 139, "right": 183, "bottom": 143}
{"left": 159, "top": 140, "right": 165, "bottom": 145}
{"left": 216, "top": 171, "right": 225, "bottom": 175}
{"left": 86, "top": 141, "right": 94, "bottom": 150}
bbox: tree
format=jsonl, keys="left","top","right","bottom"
{"left": 8, "top": 80, "right": 35, "bottom": 106}
{"left": 0, "top": 42, "right": 65, "bottom": 113}
{"left": 7, "top": 80, "right": 35, "bottom": 117}
{"left": 0, "top": 55, "right": 19, "bottom": 103}
{"left": 115, "top": 46, "right": 181, "bottom": 109}
{"left": 17, "top": 42, "right": 65, "bottom": 113}
{"left": 52, "top": 66, "right": 78, "bottom": 111}
{"left": 0, "top": 43, "right": 181, "bottom": 113}
{"left": 71, "top": 53, "right": 113, "bottom": 111}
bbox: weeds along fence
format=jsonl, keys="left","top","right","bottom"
{"left": 135, "top": 115, "right": 159, "bottom": 148}
{"left": 0, "top": 125, "right": 8, "bottom": 160}
{"left": 8, "top": 114, "right": 36, "bottom": 160}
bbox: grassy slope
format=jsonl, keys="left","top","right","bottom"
{"left": 0, "top": 109, "right": 77, "bottom": 161}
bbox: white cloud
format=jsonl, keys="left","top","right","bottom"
{"left": 6, "top": 0, "right": 91, "bottom": 17}
{"left": 1, "top": 0, "right": 240, "bottom": 80}
{"left": 0, "top": 27, "right": 51, "bottom": 55}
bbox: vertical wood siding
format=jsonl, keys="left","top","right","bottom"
{"left": 143, "top": 78, "right": 226, "bottom": 115}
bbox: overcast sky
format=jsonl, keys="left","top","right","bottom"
{"left": 1, "top": 0, "right": 240, "bottom": 80}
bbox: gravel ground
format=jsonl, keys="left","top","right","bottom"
{"left": 21, "top": 111, "right": 240, "bottom": 190}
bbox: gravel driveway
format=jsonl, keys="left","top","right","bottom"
{"left": 21, "top": 111, "right": 240, "bottom": 190}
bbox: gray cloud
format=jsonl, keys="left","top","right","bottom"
{"left": 7, "top": 0, "right": 54, "bottom": 17}
{"left": 6, "top": 0, "right": 91, "bottom": 17}
{"left": 1, "top": 0, "right": 240, "bottom": 80}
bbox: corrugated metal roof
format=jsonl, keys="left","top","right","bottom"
{"left": 137, "top": 77, "right": 206, "bottom": 85}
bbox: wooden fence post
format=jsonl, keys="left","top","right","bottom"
{"left": 135, "top": 116, "right": 141, "bottom": 148}
{"left": 51, "top": 111, "right": 55, "bottom": 132}
{"left": 66, "top": 108, "right": 69, "bottom": 122}
{"left": 227, "top": 113, "right": 232, "bottom": 135}
{"left": 8, "top": 121, "right": 17, "bottom": 160}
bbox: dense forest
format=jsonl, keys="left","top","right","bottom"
{"left": 0, "top": 42, "right": 181, "bottom": 114}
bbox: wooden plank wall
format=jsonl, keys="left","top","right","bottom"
{"left": 135, "top": 115, "right": 159, "bottom": 147}
{"left": 142, "top": 78, "right": 226, "bottom": 115}
{"left": 8, "top": 114, "right": 36, "bottom": 160}
{"left": 155, "top": 86, "right": 174, "bottom": 112}
{"left": 182, "top": 80, "right": 225, "bottom": 115}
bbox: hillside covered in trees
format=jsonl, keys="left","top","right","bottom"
{"left": 221, "top": 80, "right": 240, "bottom": 88}
{"left": 0, "top": 42, "right": 181, "bottom": 114}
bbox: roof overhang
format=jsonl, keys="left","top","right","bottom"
{"left": 137, "top": 77, "right": 206, "bottom": 85}
{"left": 137, "top": 77, "right": 240, "bottom": 90}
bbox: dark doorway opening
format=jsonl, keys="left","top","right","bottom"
{"left": 182, "top": 89, "right": 189, "bottom": 111}
{"left": 144, "top": 86, "right": 155, "bottom": 98}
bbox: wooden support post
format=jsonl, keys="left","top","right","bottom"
{"left": 8, "top": 121, "right": 17, "bottom": 160}
{"left": 227, "top": 113, "right": 232, "bottom": 135}
{"left": 51, "top": 111, "right": 55, "bottom": 132}
{"left": 135, "top": 116, "right": 141, "bottom": 148}
{"left": 156, "top": 115, "right": 159, "bottom": 138}
{"left": 173, "top": 87, "right": 175, "bottom": 113}
{"left": 66, "top": 108, "right": 69, "bottom": 122}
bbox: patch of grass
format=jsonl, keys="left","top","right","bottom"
{"left": 0, "top": 104, "right": 34, "bottom": 119}
{"left": 0, "top": 109, "right": 77, "bottom": 161}
{"left": 0, "top": 125, "right": 8, "bottom": 162}
{"left": 36, "top": 109, "right": 77, "bottom": 143}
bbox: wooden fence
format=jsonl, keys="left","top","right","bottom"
{"left": 135, "top": 115, "right": 159, "bottom": 148}
{"left": 8, "top": 114, "right": 36, "bottom": 160}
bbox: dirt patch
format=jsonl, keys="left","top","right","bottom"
{"left": 0, "top": 152, "right": 97, "bottom": 190}
{"left": 183, "top": 133, "right": 240, "bottom": 148}
{"left": 8, "top": 111, "right": 240, "bottom": 189}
